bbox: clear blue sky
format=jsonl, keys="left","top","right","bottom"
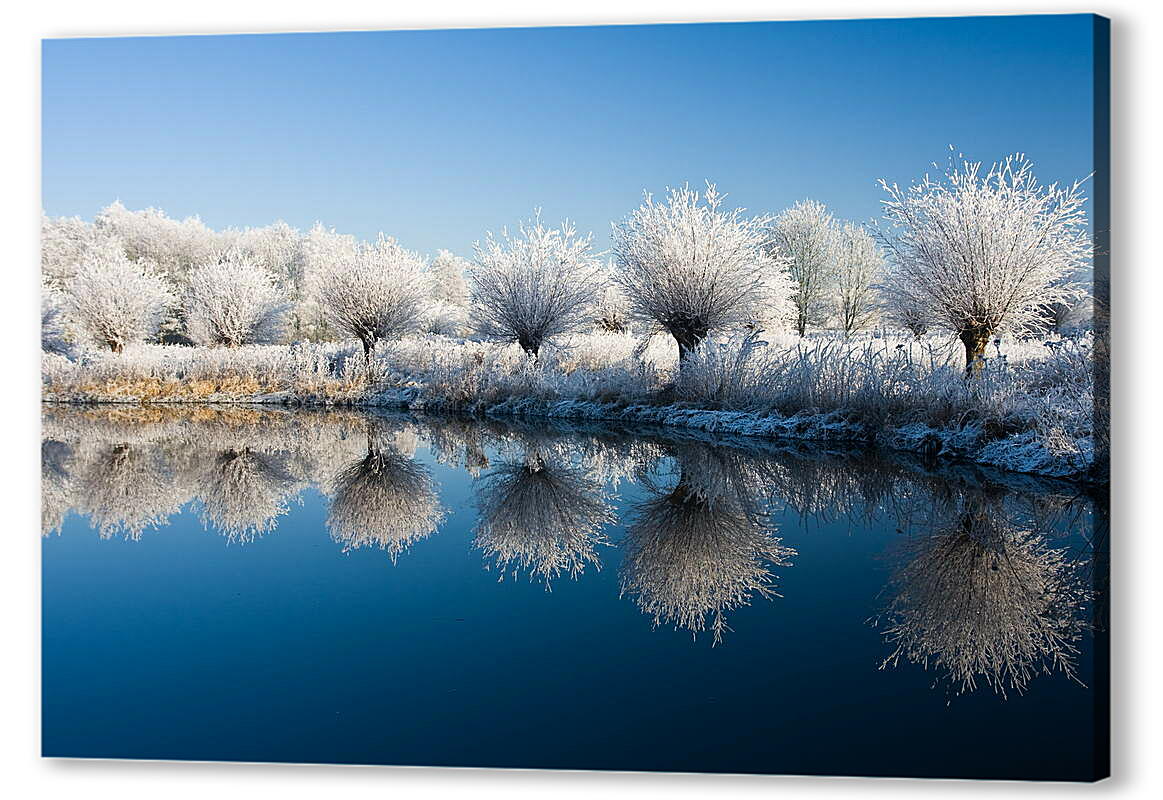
{"left": 42, "top": 14, "right": 1098, "bottom": 256}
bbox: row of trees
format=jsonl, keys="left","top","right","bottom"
{"left": 43, "top": 153, "right": 1093, "bottom": 373}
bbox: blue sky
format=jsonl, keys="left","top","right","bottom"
{"left": 42, "top": 14, "right": 1098, "bottom": 256}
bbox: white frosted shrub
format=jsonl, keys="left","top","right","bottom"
{"left": 314, "top": 235, "right": 429, "bottom": 362}
{"left": 877, "top": 153, "right": 1090, "bottom": 373}
{"left": 184, "top": 255, "right": 290, "bottom": 346}
{"left": 63, "top": 238, "right": 174, "bottom": 352}
{"left": 422, "top": 300, "right": 468, "bottom": 337}
{"left": 41, "top": 292, "right": 73, "bottom": 357}
{"left": 469, "top": 215, "right": 604, "bottom": 357}
{"left": 612, "top": 183, "right": 786, "bottom": 361}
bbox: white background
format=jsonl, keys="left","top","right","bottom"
{"left": 1, "top": 1, "right": 1156, "bottom": 797}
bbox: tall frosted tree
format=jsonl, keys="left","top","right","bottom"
{"left": 429, "top": 249, "right": 471, "bottom": 308}
{"left": 63, "top": 238, "right": 174, "bottom": 353}
{"left": 41, "top": 212, "right": 98, "bottom": 289}
{"left": 300, "top": 223, "right": 359, "bottom": 342}
{"left": 612, "top": 183, "right": 783, "bottom": 362}
{"left": 94, "top": 201, "right": 227, "bottom": 285}
{"left": 184, "top": 255, "right": 290, "bottom": 347}
{"left": 767, "top": 200, "right": 839, "bottom": 337}
{"left": 877, "top": 153, "right": 1090, "bottom": 373}
{"left": 469, "top": 214, "right": 603, "bottom": 357}
{"left": 314, "top": 235, "right": 429, "bottom": 363}
{"left": 833, "top": 223, "right": 884, "bottom": 335}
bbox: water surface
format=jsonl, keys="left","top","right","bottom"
{"left": 41, "top": 406, "right": 1108, "bottom": 780}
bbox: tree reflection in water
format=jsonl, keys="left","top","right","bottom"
{"left": 195, "top": 448, "right": 300, "bottom": 543}
{"left": 40, "top": 406, "right": 1099, "bottom": 695}
{"left": 876, "top": 490, "right": 1092, "bottom": 698}
{"left": 73, "top": 442, "right": 186, "bottom": 540}
{"left": 326, "top": 422, "right": 445, "bottom": 562}
{"left": 473, "top": 448, "right": 614, "bottom": 585}
{"left": 619, "top": 445, "right": 796, "bottom": 645}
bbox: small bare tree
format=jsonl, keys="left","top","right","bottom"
{"left": 63, "top": 237, "right": 174, "bottom": 352}
{"left": 878, "top": 283, "right": 932, "bottom": 339}
{"left": 593, "top": 283, "right": 631, "bottom": 333}
{"left": 184, "top": 255, "right": 290, "bottom": 347}
{"left": 612, "top": 183, "right": 783, "bottom": 362}
{"left": 767, "top": 200, "right": 839, "bottom": 337}
{"left": 314, "top": 235, "right": 429, "bottom": 364}
{"left": 469, "top": 214, "right": 603, "bottom": 357}
{"left": 833, "top": 223, "right": 884, "bottom": 336}
{"left": 877, "top": 153, "right": 1090, "bottom": 373}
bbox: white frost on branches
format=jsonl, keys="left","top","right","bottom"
{"left": 42, "top": 212, "right": 98, "bottom": 289}
{"left": 63, "top": 237, "right": 174, "bottom": 352}
{"left": 184, "top": 255, "right": 290, "bottom": 347}
{"left": 612, "top": 183, "right": 784, "bottom": 360}
{"left": 430, "top": 249, "right": 471, "bottom": 308}
{"left": 314, "top": 235, "right": 429, "bottom": 360}
{"left": 41, "top": 291, "right": 73, "bottom": 356}
{"left": 833, "top": 222, "right": 884, "bottom": 335}
{"left": 877, "top": 152, "right": 1090, "bottom": 371}
{"left": 469, "top": 214, "right": 604, "bottom": 356}
{"left": 767, "top": 199, "right": 839, "bottom": 337}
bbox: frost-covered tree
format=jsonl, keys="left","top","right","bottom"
{"left": 593, "top": 284, "right": 631, "bottom": 333}
{"left": 184, "top": 255, "right": 290, "bottom": 346}
{"left": 877, "top": 153, "right": 1090, "bottom": 373}
{"left": 430, "top": 249, "right": 471, "bottom": 308}
{"left": 767, "top": 200, "right": 839, "bottom": 337}
{"left": 612, "top": 183, "right": 783, "bottom": 361}
{"left": 469, "top": 215, "right": 604, "bottom": 357}
{"left": 231, "top": 221, "right": 307, "bottom": 290}
{"left": 314, "top": 235, "right": 429, "bottom": 363}
{"left": 41, "top": 292, "right": 73, "bottom": 356}
{"left": 833, "top": 223, "right": 883, "bottom": 335}
{"left": 94, "top": 201, "right": 227, "bottom": 284}
{"left": 42, "top": 212, "right": 98, "bottom": 288}
{"left": 63, "top": 238, "right": 174, "bottom": 352}
{"left": 299, "top": 223, "right": 359, "bottom": 342}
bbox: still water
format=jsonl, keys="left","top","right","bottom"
{"left": 41, "top": 406, "right": 1108, "bottom": 780}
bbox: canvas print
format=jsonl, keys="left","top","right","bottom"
{"left": 40, "top": 14, "right": 1110, "bottom": 781}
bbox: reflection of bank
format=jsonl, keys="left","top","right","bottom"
{"left": 877, "top": 490, "right": 1092, "bottom": 698}
{"left": 473, "top": 448, "right": 614, "bottom": 585}
{"left": 326, "top": 422, "right": 445, "bottom": 563}
{"left": 619, "top": 445, "right": 795, "bottom": 645}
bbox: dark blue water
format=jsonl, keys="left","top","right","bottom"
{"left": 41, "top": 407, "right": 1108, "bottom": 780}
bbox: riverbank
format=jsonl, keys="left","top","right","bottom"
{"left": 42, "top": 331, "right": 1107, "bottom": 485}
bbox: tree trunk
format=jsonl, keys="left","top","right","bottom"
{"left": 109, "top": 341, "right": 123, "bottom": 354}
{"left": 673, "top": 326, "right": 708, "bottom": 363}
{"left": 959, "top": 326, "right": 991, "bottom": 376}
{"left": 517, "top": 336, "right": 540, "bottom": 359}
{"left": 360, "top": 336, "right": 377, "bottom": 381}
{"left": 795, "top": 313, "right": 807, "bottom": 338}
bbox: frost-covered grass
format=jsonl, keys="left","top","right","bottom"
{"left": 42, "top": 328, "right": 1104, "bottom": 482}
